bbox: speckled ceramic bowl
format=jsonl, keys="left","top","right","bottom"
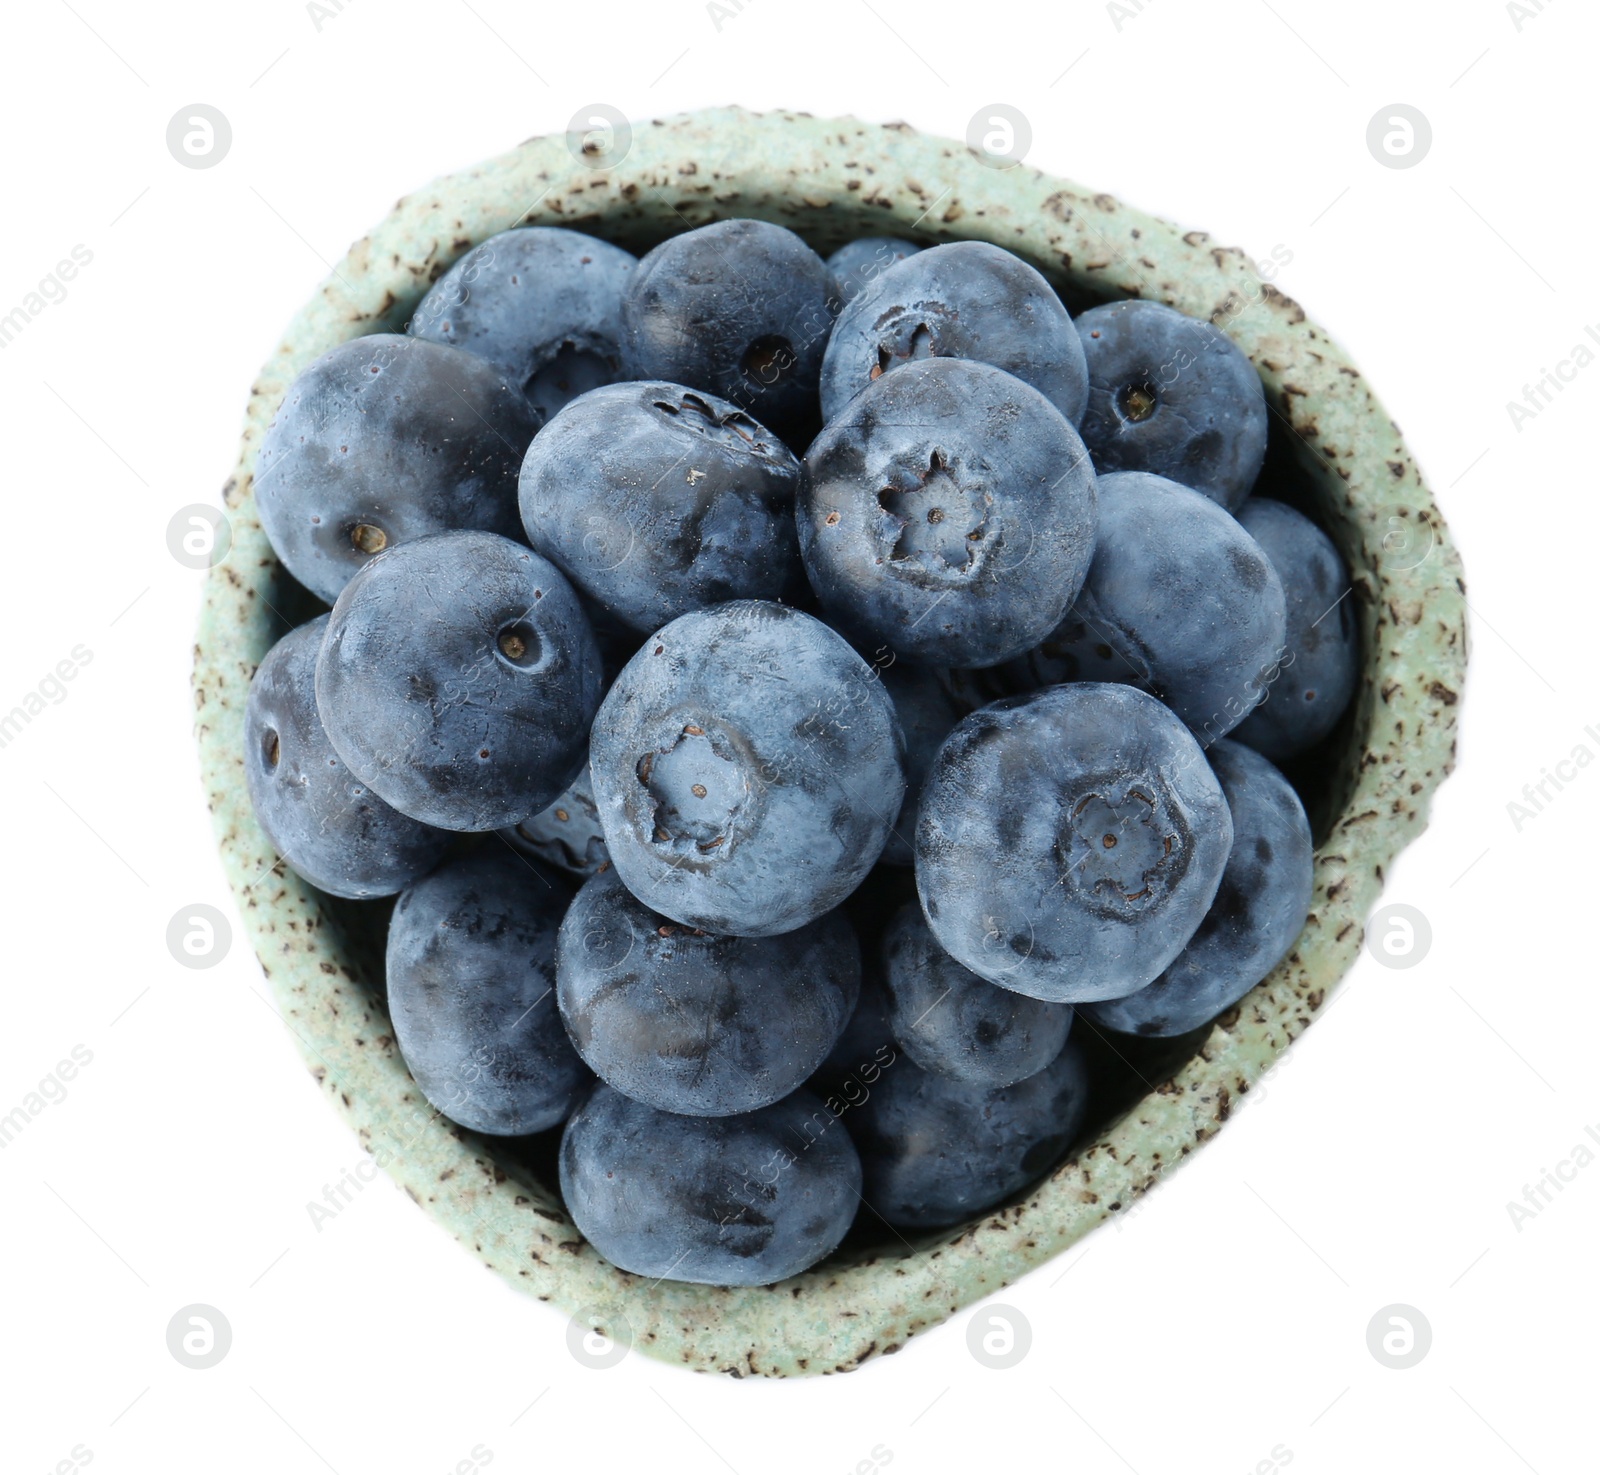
{"left": 194, "top": 106, "right": 1467, "bottom": 1377}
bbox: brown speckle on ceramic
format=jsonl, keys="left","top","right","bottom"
{"left": 193, "top": 106, "right": 1466, "bottom": 1377}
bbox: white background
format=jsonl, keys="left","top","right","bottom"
{"left": 1, "top": 1, "right": 1594, "bottom": 1471}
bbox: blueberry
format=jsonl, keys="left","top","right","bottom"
{"left": 1075, "top": 299, "right": 1268, "bottom": 511}
{"left": 498, "top": 763, "right": 609, "bottom": 878}
{"left": 255, "top": 334, "right": 538, "bottom": 604}
{"left": 559, "top": 1084, "right": 861, "bottom": 1285}
{"left": 848, "top": 1039, "right": 1091, "bottom": 1229}
{"left": 820, "top": 241, "right": 1089, "bottom": 425}
{"left": 813, "top": 969, "right": 898, "bottom": 1096}
{"left": 244, "top": 616, "right": 451, "bottom": 898}
{"left": 1230, "top": 498, "right": 1359, "bottom": 761}
{"left": 316, "top": 530, "right": 602, "bottom": 832}
{"left": 1082, "top": 740, "right": 1313, "bottom": 1037}
{"left": 916, "top": 683, "right": 1233, "bottom": 1002}
{"left": 518, "top": 382, "right": 802, "bottom": 633}
{"left": 386, "top": 849, "right": 590, "bottom": 1135}
{"left": 877, "top": 663, "right": 965, "bottom": 866}
{"left": 620, "top": 219, "right": 832, "bottom": 436}
{"left": 1004, "top": 471, "right": 1286, "bottom": 743}
{"left": 882, "top": 902, "right": 1073, "bottom": 1087}
{"left": 557, "top": 867, "right": 859, "bottom": 1116}
{"left": 930, "top": 662, "right": 1012, "bottom": 715}
{"left": 824, "top": 236, "right": 921, "bottom": 308}
{"left": 588, "top": 601, "right": 905, "bottom": 936}
{"left": 408, "top": 226, "right": 636, "bottom": 421}
{"left": 798, "top": 357, "right": 1099, "bottom": 668}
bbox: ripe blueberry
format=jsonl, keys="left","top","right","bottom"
{"left": 255, "top": 334, "right": 537, "bottom": 604}
{"left": 882, "top": 901, "right": 1074, "bottom": 1087}
{"left": 316, "top": 531, "right": 602, "bottom": 831}
{"left": 245, "top": 616, "right": 451, "bottom": 898}
{"left": 588, "top": 601, "right": 905, "bottom": 936}
{"left": 519, "top": 381, "right": 802, "bottom": 633}
{"left": 824, "top": 235, "right": 921, "bottom": 308}
{"left": 1076, "top": 298, "right": 1268, "bottom": 511}
{"left": 408, "top": 226, "right": 636, "bottom": 421}
{"left": 820, "top": 240, "right": 1089, "bottom": 425}
{"left": 1005, "top": 470, "right": 1287, "bottom": 743}
{"left": 557, "top": 867, "right": 859, "bottom": 1116}
{"left": 621, "top": 218, "right": 832, "bottom": 437}
{"left": 1230, "top": 498, "right": 1359, "bottom": 761}
{"left": 1083, "top": 740, "right": 1313, "bottom": 1037}
{"left": 559, "top": 1084, "right": 861, "bottom": 1285}
{"left": 387, "top": 848, "right": 591, "bottom": 1135}
{"left": 799, "top": 357, "right": 1099, "bottom": 668}
{"left": 916, "top": 683, "right": 1233, "bottom": 1002}
{"left": 850, "top": 1039, "right": 1092, "bottom": 1229}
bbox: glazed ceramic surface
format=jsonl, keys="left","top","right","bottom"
{"left": 194, "top": 107, "right": 1466, "bottom": 1376}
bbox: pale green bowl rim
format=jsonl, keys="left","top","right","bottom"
{"left": 193, "top": 105, "right": 1467, "bottom": 1377}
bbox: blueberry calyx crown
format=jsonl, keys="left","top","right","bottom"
{"left": 877, "top": 447, "right": 993, "bottom": 581}
{"left": 1057, "top": 775, "right": 1190, "bottom": 917}
{"left": 867, "top": 303, "right": 954, "bottom": 381}
{"left": 636, "top": 722, "right": 751, "bottom": 860}
{"left": 651, "top": 390, "right": 774, "bottom": 458}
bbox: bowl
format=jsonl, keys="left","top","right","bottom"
{"left": 193, "top": 105, "right": 1467, "bottom": 1376}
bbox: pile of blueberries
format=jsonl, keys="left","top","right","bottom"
{"left": 245, "top": 218, "right": 1357, "bottom": 1287}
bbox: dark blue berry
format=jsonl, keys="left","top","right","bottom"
{"left": 877, "top": 663, "right": 965, "bottom": 866}
{"left": 386, "top": 849, "right": 590, "bottom": 1135}
{"left": 1004, "top": 471, "right": 1286, "bottom": 743}
{"left": 1083, "top": 740, "right": 1313, "bottom": 1037}
{"left": 849, "top": 1039, "right": 1091, "bottom": 1229}
{"left": 408, "top": 226, "right": 635, "bottom": 422}
{"left": 916, "top": 683, "right": 1233, "bottom": 1002}
{"left": 813, "top": 969, "right": 898, "bottom": 1098}
{"left": 498, "top": 763, "right": 609, "bottom": 878}
{"left": 799, "top": 357, "right": 1099, "bottom": 668}
{"left": 588, "top": 601, "right": 905, "bottom": 936}
{"left": 518, "top": 382, "right": 802, "bottom": 633}
{"left": 557, "top": 867, "right": 859, "bottom": 1116}
{"left": 244, "top": 616, "right": 451, "bottom": 898}
{"left": 883, "top": 902, "right": 1073, "bottom": 1086}
{"left": 820, "top": 241, "right": 1089, "bottom": 425}
{"left": 1076, "top": 299, "right": 1267, "bottom": 511}
{"left": 824, "top": 236, "right": 921, "bottom": 308}
{"left": 621, "top": 219, "right": 832, "bottom": 436}
{"left": 316, "top": 531, "right": 602, "bottom": 832}
{"left": 255, "top": 334, "right": 538, "bottom": 604}
{"left": 1230, "top": 498, "right": 1359, "bottom": 761}
{"left": 560, "top": 1084, "right": 861, "bottom": 1285}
